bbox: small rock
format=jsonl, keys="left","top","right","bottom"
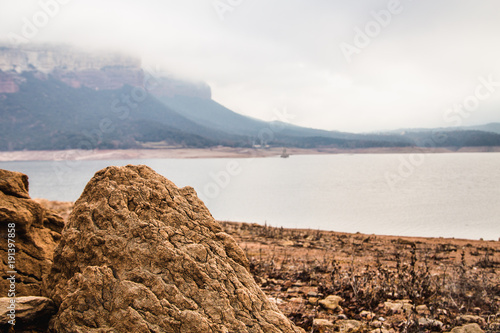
{"left": 384, "top": 300, "right": 413, "bottom": 314}
{"left": 269, "top": 297, "right": 284, "bottom": 305}
{"left": 370, "top": 320, "right": 382, "bottom": 328}
{"left": 335, "top": 319, "right": 363, "bottom": 332}
{"left": 457, "top": 315, "right": 486, "bottom": 326}
{"left": 370, "top": 329, "right": 391, "bottom": 333}
{"left": 448, "top": 323, "right": 484, "bottom": 333}
{"left": 416, "top": 304, "right": 430, "bottom": 315}
{"left": 254, "top": 276, "right": 267, "bottom": 285}
{"left": 287, "top": 287, "right": 302, "bottom": 294}
{"left": 360, "top": 310, "right": 376, "bottom": 320}
{"left": 418, "top": 317, "right": 443, "bottom": 330}
{"left": 308, "top": 297, "right": 320, "bottom": 305}
{"left": 319, "top": 295, "right": 343, "bottom": 311}
{"left": 289, "top": 297, "right": 304, "bottom": 305}
{"left": 438, "top": 308, "right": 448, "bottom": 316}
{"left": 313, "top": 318, "right": 334, "bottom": 331}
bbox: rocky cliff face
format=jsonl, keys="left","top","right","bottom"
{"left": 0, "top": 169, "right": 64, "bottom": 297}
{"left": 0, "top": 45, "right": 140, "bottom": 74}
{"left": 46, "top": 165, "right": 303, "bottom": 332}
{"left": 0, "top": 71, "right": 24, "bottom": 93}
{"left": 0, "top": 44, "right": 211, "bottom": 98}
{"left": 0, "top": 45, "right": 143, "bottom": 92}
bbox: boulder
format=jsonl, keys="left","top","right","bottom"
{"left": 46, "top": 165, "right": 304, "bottom": 332}
{"left": 0, "top": 169, "right": 65, "bottom": 296}
{"left": 0, "top": 296, "right": 56, "bottom": 331}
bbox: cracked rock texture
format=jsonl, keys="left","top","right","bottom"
{"left": 0, "top": 169, "right": 65, "bottom": 296}
{"left": 47, "top": 165, "right": 304, "bottom": 333}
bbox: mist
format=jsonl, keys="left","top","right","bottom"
{"left": 1, "top": 0, "right": 500, "bottom": 132}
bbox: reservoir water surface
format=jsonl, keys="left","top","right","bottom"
{"left": 2, "top": 153, "right": 499, "bottom": 240}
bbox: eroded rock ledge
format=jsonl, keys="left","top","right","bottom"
{"left": 46, "top": 165, "right": 304, "bottom": 332}
{"left": 0, "top": 169, "right": 64, "bottom": 297}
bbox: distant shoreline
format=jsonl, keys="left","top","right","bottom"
{"left": 0, "top": 146, "right": 499, "bottom": 162}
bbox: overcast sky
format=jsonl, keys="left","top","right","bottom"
{"left": 1, "top": 0, "right": 500, "bottom": 132}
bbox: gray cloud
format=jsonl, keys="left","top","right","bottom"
{"left": 1, "top": 0, "right": 499, "bottom": 132}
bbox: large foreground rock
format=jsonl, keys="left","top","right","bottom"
{"left": 0, "top": 169, "right": 64, "bottom": 296}
{"left": 47, "top": 165, "right": 304, "bottom": 332}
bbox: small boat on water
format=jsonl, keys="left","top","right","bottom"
{"left": 280, "top": 148, "right": 290, "bottom": 158}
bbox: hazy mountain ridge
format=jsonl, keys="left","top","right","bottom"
{"left": 156, "top": 95, "right": 416, "bottom": 145}
{"left": 462, "top": 123, "right": 500, "bottom": 134}
{"left": 0, "top": 45, "right": 499, "bottom": 151}
{"left": 0, "top": 72, "right": 225, "bottom": 150}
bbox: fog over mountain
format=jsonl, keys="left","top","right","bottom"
{"left": 1, "top": 1, "right": 499, "bottom": 133}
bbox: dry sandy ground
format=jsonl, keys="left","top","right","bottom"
{"left": 1, "top": 146, "right": 500, "bottom": 162}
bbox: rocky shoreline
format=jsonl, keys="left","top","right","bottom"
{"left": 1, "top": 146, "right": 500, "bottom": 162}
{"left": 1, "top": 167, "right": 498, "bottom": 332}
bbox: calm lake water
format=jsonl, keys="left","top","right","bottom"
{"left": 1, "top": 153, "right": 499, "bottom": 240}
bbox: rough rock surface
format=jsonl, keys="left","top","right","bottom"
{"left": 0, "top": 169, "right": 65, "bottom": 296}
{"left": 47, "top": 165, "right": 304, "bottom": 333}
{"left": 0, "top": 296, "right": 56, "bottom": 330}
